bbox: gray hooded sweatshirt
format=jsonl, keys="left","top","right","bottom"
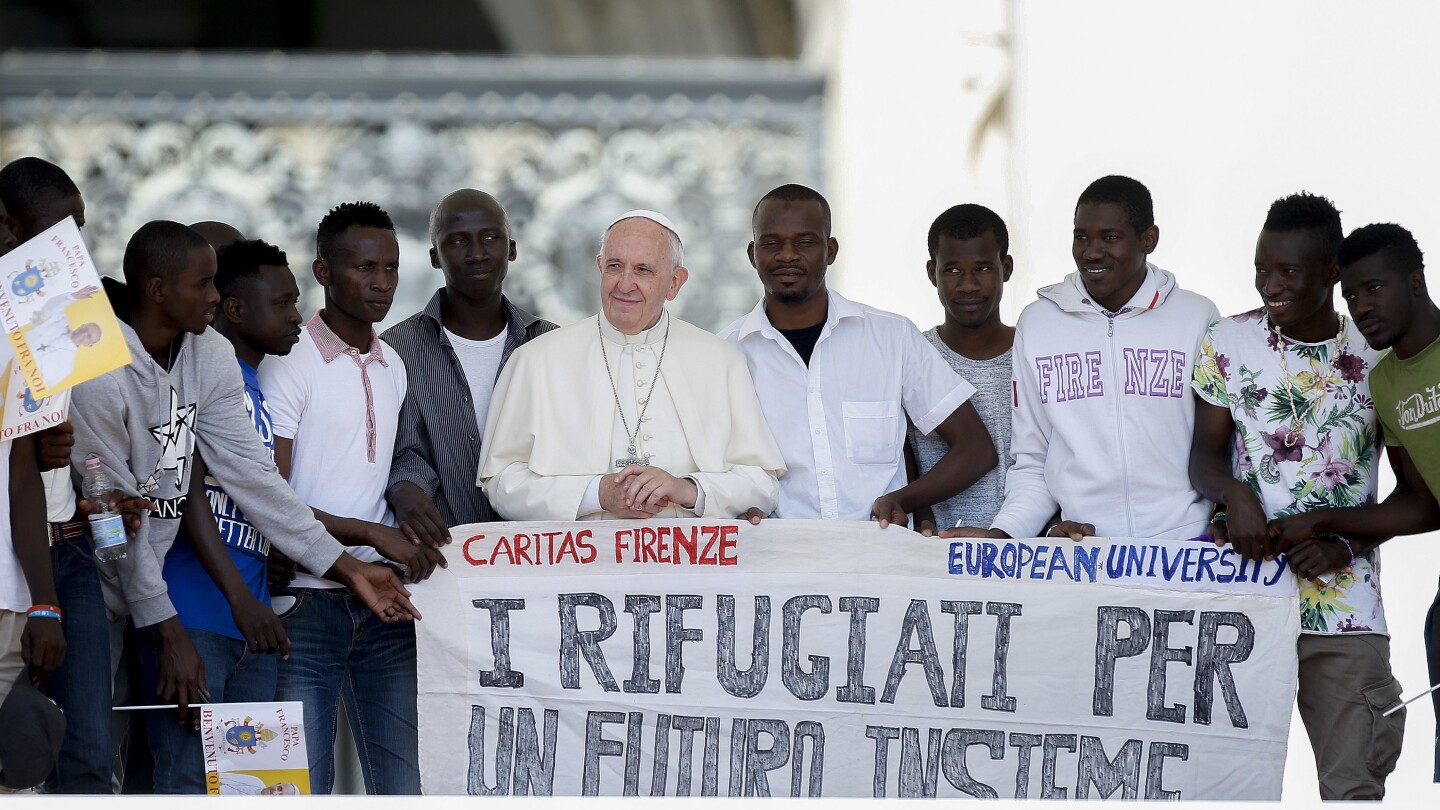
{"left": 70, "top": 321, "right": 345, "bottom": 627}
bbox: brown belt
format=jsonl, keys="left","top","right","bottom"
{"left": 47, "top": 520, "right": 88, "bottom": 547}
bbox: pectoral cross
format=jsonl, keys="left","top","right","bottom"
{"left": 615, "top": 446, "right": 651, "bottom": 468}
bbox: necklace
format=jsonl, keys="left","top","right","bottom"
{"left": 1269, "top": 312, "right": 1347, "bottom": 448}
{"left": 151, "top": 334, "right": 179, "bottom": 371}
{"left": 598, "top": 314, "right": 671, "bottom": 468}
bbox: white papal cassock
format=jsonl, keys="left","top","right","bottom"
{"left": 478, "top": 309, "right": 786, "bottom": 520}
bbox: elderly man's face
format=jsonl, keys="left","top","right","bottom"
{"left": 261, "top": 782, "right": 299, "bottom": 796}
{"left": 597, "top": 218, "right": 687, "bottom": 335}
{"left": 70, "top": 322, "right": 102, "bottom": 347}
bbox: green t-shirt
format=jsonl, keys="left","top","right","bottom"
{"left": 1370, "top": 333, "right": 1440, "bottom": 493}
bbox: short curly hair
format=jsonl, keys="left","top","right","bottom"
{"left": 316, "top": 201, "right": 394, "bottom": 266}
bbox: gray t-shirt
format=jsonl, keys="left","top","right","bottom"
{"left": 907, "top": 328, "right": 1014, "bottom": 529}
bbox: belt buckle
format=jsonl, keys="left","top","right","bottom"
{"left": 47, "top": 523, "right": 62, "bottom": 548}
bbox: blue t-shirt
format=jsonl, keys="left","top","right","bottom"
{"left": 163, "top": 359, "right": 273, "bottom": 639}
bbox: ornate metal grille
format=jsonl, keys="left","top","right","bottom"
{"left": 0, "top": 51, "right": 824, "bottom": 330}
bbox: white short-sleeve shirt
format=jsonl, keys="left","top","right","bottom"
{"left": 258, "top": 313, "right": 408, "bottom": 589}
{"left": 720, "top": 289, "right": 975, "bottom": 520}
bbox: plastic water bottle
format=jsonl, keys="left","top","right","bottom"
{"left": 84, "top": 454, "right": 128, "bottom": 562}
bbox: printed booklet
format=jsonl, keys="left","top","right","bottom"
{"left": 201, "top": 701, "right": 310, "bottom": 795}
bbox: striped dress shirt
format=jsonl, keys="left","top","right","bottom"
{"left": 382, "top": 290, "right": 557, "bottom": 526}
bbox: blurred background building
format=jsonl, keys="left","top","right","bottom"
{"left": 4, "top": 0, "right": 1438, "bottom": 802}
{"left": 0, "top": 0, "right": 834, "bottom": 330}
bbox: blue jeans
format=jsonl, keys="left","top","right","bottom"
{"left": 274, "top": 587, "right": 419, "bottom": 795}
{"left": 138, "top": 627, "right": 279, "bottom": 794}
{"left": 40, "top": 538, "right": 114, "bottom": 794}
{"left": 1426, "top": 585, "right": 1440, "bottom": 782}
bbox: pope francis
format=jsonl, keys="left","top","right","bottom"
{"left": 477, "top": 210, "right": 785, "bottom": 521}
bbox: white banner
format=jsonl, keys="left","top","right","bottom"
{"left": 414, "top": 520, "right": 1299, "bottom": 799}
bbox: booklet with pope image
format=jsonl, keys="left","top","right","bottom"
{"left": 201, "top": 701, "right": 311, "bottom": 795}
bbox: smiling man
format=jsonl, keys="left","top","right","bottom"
{"left": 383, "top": 189, "right": 555, "bottom": 538}
{"left": 1187, "top": 194, "right": 1404, "bottom": 800}
{"left": 721, "top": 184, "right": 995, "bottom": 526}
{"left": 479, "top": 210, "right": 784, "bottom": 521}
{"left": 951, "top": 175, "right": 1218, "bottom": 541}
{"left": 24, "top": 284, "right": 104, "bottom": 390}
{"left": 907, "top": 204, "right": 1016, "bottom": 530}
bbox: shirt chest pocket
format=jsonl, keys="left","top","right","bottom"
{"left": 841, "top": 400, "right": 902, "bottom": 465}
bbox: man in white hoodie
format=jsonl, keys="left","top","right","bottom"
{"left": 951, "top": 175, "right": 1219, "bottom": 541}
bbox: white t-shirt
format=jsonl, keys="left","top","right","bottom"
{"left": 0, "top": 441, "right": 29, "bottom": 613}
{"left": 444, "top": 326, "right": 507, "bottom": 439}
{"left": 43, "top": 468, "right": 76, "bottom": 524}
{"left": 258, "top": 317, "right": 408, "bottom": 589}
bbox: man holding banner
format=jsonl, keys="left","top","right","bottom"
{"left": 1189, "top": 193, "right": 1402, "bottom": 800}
{"left": 721, "top": 185, "right": 994, "bottom": 526}
{"left": 478, "top": 210, "right": 784, "bottom": 522}
{"left": 950, "top": 176, "right": 1218, "bottom": 542}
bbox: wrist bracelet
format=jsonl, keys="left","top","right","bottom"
{"left": 1211, "top": 510, "right": 1227, "bottom": 524}
{"left": 1045, "top": 523, "right": 1063, "bottom": 538}
{"left": 26, "top": 607, "right": 62, "bottom": 621}
{"left": 1334, "top": 535, "right": 1355, "bottom": 567}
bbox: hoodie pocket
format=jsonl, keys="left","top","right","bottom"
{"left": 842, "top": 400, "right": 901, "bottom": 465}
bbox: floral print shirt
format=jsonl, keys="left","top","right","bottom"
{"left": 1192, "top": 309, "right": 1385, "bottom": 635}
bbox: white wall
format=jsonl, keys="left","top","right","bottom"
{"left": 824, "top": 1, "right": 1440, "bottom": 802}
{"left": 818, "top": 0, "right": 1012, "bottom": 318}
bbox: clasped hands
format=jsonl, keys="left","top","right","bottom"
{"left": 600, "top": 465, "right": 698, "bottom": 518}
{"left": 1210, "top": 504, "right": 1351, "bottom": 579}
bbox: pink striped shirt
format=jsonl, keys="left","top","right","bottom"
{"left": 306, "top": 311, "right": 391, "bottom": 462}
